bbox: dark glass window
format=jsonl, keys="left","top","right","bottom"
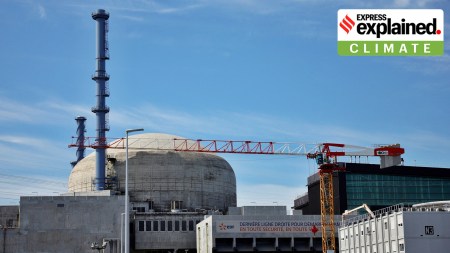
{"left": 168, "top": 220, "right": 173, "bottom": 231}
{"left": 132, "top": 207, "right": 144, "bottom": 212}
{"left": 146, "top": 221, "right": 151, "bottom": 231}
{"left": 189, "top": 220, "right": 194, "bottom": 231}
{"left": 161, "top": 220, "right": 166, "bottom": 231}
{"left": 7, "top": 219, "right": 14, "bottom": 227}
{"left": 175, "top": 220, "right": 180, "bottom": 231}
{"left": 346, "top": 173, "right": 450, "bottom": 209}
{"left": 153, "top": 221, "right": 159, "bottom": 231}
{"left": 138, "top": 221, "right": 145, "bottom": 231}
{"left": 182, "top": 220, "right": 187, "bottom": 231}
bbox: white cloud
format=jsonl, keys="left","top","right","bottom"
{"left": 37, "top": 4, "right": 46, "bottom": 19}
{"left": 0, "top": 134, "right": 72, "bottom": 206}
{"left": 116, "top": 14, "right": 145, "bottom": 22}
{"left": 106, "top": 102, "right": 450, "bottom": 169}
{"left": 66, "top": 1, "right": 204, "bottom": 16}
{"left": 155, "top": 4, "right": 203, "bottom": 14}
{"left": 0, "top": 135, "right": 55, "bottom": 149}
{"left": 0, "top": 97, "right": 47, "bottom": 123}
{"left": 0, "top": 173, "right": 67, "bottom": 205}
{"left": 109, "top": 102, "right": 450, "bottom": 148}
{"left": 42, "top": 100, "right": 91, "bottom": 118}
{"left": 3, "top": 95, "right": 449, "bottom": 167}
{"left": 0, "top": 98, "right": 70, "bottom": 125}
{"left": 0, "top": 97, "right": 92, "bottom": 126}
{"left": 0, "top": 135, "right": 73, "bottom": 171}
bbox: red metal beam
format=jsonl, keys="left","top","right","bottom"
{"left": 68, "top": 137, "right": 404, "bottom": 159}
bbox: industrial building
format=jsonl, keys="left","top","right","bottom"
{"left": 71, "top": 132, "right": 237, "bottom": 252}
{"left": 197, "top": 206, "right": 340, "bottom": 253}
{"left": 0, "top": 8, "right": 318, "bottom": 253}
{"left": 339, "top": 202, "right": 450, "bottom": 253}
{"left": 2, "top": 8, "right": 450, "bottom": 253}
{"left": 0, "top": 132, "right": 238, "bottom": 253}
{"left": 294, "top": 163, "right": 450, "bottom": 215}
{"left": 69, "top": 132, "right": 237, "bottom": 212}
{"left": 0, "top": 130, "right": 342, "bottom": 253}
{"left": 0, "top": 206, "right": 19, "bottom": 229}
{"left": 0, "top": 9, "right": 239, "bottom": 253}
{"left": 0, "top": 132, "right": 343, "bottom": 253}
{"left": 1, "top": 193, "right": 123, "bottom": 252}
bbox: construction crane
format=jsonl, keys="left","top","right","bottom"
{"left": 69, "top": 137, "right": 404, "bottom": 253}
{"left": 306, "top": 143, "right": 404, "bottom": 253}
{"left": 342, "top": 203, "right": 375, "bottom": 223}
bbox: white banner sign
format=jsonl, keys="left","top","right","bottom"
{"left": 216, "top": 220, "right": 340, "bottom": 234}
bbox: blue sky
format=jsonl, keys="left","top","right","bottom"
{"left": 1, "top": 0, "right": 450, "bottom": 207}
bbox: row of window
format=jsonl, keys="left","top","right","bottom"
{"left": 347, "top": 196, "right": 447, "bottom": 204}
{"left": 133, "top": 207, "right": 146, "bottom": 212}
{"left": 347, "top": 243, "right": 405, "bottom": 253}
{"left": 347, "top": 174, "right": 450, "bottom": 182}
{"left": 346, "top": 173, "right": 450, "bottom": 208}
{"left": 138, "top": 220, "right": 201, "bottom": 232}
{"left": 347, "top": 177, "right": 450, "bottom": 184}
{"left": 347, "top": 186, "right": 450, "bottom": 193}
{"left": 342, "top": 222, "right": 404, "bottom": 240}
{"left": 347, "top": 199, "right": 443, "bottom": 209}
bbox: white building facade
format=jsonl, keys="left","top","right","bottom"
{"left": 197, "top": 206, "right": 341, "bottom": 252}
{"left": 339, "top": 204, "right": 450, "bottom": 253}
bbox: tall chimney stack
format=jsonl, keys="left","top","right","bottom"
{"left": 91, "top": 9, "right": 110, "bottom": 190}
{"left": 70, "top": 116, "right": 87, "bottom": 168}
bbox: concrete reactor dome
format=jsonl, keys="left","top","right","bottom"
{"left": 68, "top": 133, "right": 237, "bottom": 211}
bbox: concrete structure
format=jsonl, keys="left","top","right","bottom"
{"left": 0, "top": 131, "right": 237, "bottom": 253}
{"left": 339, "top": 203, "right": 450, "bottom": 253}
{"left": 197, "top": 206, "right": 341, "bottom": 252}
{"left": 0, "top": 206, "right": 19, "bottom": 229}
{"left": 0, "top": 7, "right": 239, "bottom": 251}
{"left": 69, "top": 133, "right": 237, "bottom": 212}
{"left": 294, "top": 163, "right": 450, "bottom": 215}
{"left": 134, "top": 212, "right": 205, "bottom": 252}
{"left": 0, "top": 193, "right": 123, "bottom": 253}
{"left": 71, "top": 133, "right": 237, "bottom": 252}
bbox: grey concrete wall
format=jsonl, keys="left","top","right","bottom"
{"left": 8, "top": 195, "right": 124, "bottom": 253}
{"left": 70, "top": 150, "right": 237, "bottom": 212}
{"left": 124, "top": 151, "right": 236, "bottom": 212}
{"left": 0, "top": 228, "right": 21, "bottom": 253}
{"left": 0, "top": 206, "right": 19, "bottom": 228}
{"left": 134, "top": 213, "right": 204, "bottom": 251}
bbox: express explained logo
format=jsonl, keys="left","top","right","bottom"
{"left": 337, "top": 9, "right": 444, "bottom": 56}
{"left": 339, "top": 13, "right": 441, "bottom": 38}
{"left": 339, "top": 15, "right": 355, "bottom": 34}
